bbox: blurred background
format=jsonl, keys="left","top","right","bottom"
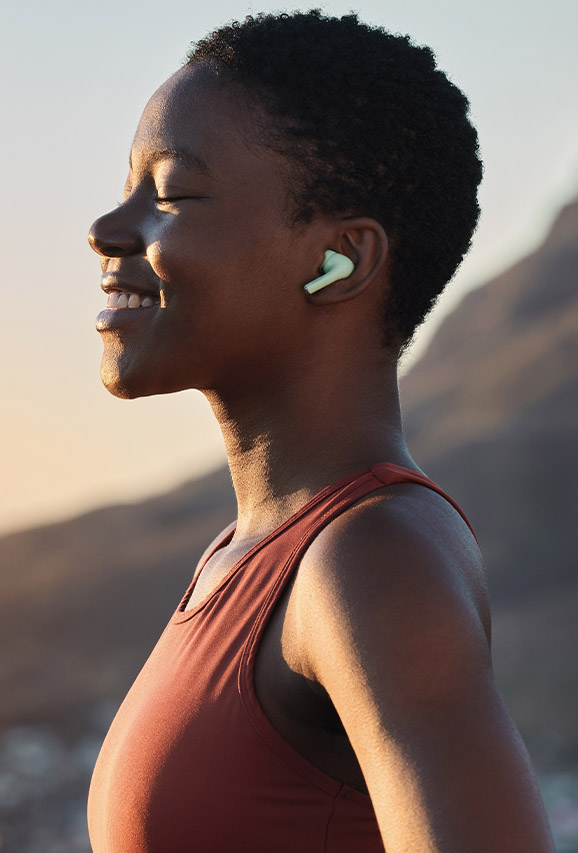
{"left": 1, "top": 0, "right": 577, "bottom": 850}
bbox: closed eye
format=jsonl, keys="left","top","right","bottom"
{"left": 155, "top": 195, "right": 208, "bottom": 204}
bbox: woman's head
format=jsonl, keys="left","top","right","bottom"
{"left": 90, "top": 11, "right": 482, "bottom": 401}
{"left": 187, "top": 10, "right": 483, "bottom": 349}
{"left": 90, "top": 64, "right": 332, "bottom": 399}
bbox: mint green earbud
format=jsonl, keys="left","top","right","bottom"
{"left": 304, "top": 250, "right": 355, "bottom": 295}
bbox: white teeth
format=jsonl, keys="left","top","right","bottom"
{"left": 106, "top": 290, "right": 158, "bottom": 309}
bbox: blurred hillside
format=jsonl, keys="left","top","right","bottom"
{"left": 401, "top": 199, "right": 578, "bottom": 768}
{"left": 0, "top": 200, "right": 577, "bottom": 851}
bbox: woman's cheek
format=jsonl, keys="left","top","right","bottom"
{"left": 145, "top": 241, "right": 188, "bottom": 288}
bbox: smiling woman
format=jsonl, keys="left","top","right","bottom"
{"left": 86, "top": 10, "right": 555, "bottom": 853}
{"left": 91, "top": 63, "right": 311, "bottom": 400}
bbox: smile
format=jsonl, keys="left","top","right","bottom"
{"left": 97, "top": 288, "right": 162, "bottom": 332}
{"left": 106, "top": 290, "right": 160, "bottom": 309}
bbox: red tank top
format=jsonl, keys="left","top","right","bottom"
{"left": 87, "top": 464, "right": 475, "bottom": 852}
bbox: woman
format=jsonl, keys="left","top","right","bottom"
{"left": 87, "top": 11, "right": 555, "bottom": 852}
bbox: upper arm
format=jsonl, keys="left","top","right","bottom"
{"left": 295, "top": 492, "right": 554, "bottom": 853}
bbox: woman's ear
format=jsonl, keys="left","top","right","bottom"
{"left": 304, "top": 217, "right": 388, "bottom": 305}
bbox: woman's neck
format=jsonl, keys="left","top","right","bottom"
{"left": 205, "top": 356, "right": 414, "bottom": 539}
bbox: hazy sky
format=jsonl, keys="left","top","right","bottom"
{"left": 1, "top": 0, "right": 577, "bottom": 535}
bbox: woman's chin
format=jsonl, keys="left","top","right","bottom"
{"left": 100, "top": 354, "right": 196, "bottom": 400}
{"left": 101, "top": 366, "right": 138, "bottom": 400}
{"left": 100, "top": 355, "right": 155, "bottom": 400}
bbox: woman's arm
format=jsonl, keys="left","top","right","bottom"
{"left": 296, "top": 493, "right": 555, "bottom": 853}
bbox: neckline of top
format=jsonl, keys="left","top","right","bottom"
{"left": 171, "top": 463, "right": 412, "bottom": 624}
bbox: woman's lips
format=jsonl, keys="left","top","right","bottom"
{"left": 106, "top": 290, "right": 157, "bottom": 309}
{"left": 96, "top": 289, "right": 161, "bottom": 331}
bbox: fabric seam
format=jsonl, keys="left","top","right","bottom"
{"left": 323, "top": 785, "right": 343, "bottom": 853}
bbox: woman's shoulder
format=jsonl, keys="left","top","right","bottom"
{"left": 295, "top": 480, "right": 490, "bottom": 658}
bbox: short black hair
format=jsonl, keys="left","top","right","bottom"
{"left": 187, "top": 10, "right": 482, "bottom": 350}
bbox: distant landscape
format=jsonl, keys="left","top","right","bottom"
{"left": 1, "top": 200, "right": 577, "bottom": 852}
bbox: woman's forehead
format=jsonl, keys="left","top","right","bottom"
{"left": 134, "top": 65, "right": 255, "bottom": 154}
{"left": 129, "top": 64, "right": 292, "bottom": 200}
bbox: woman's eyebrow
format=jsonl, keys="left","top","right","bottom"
{"left": 129, "top": 147, "right": 215, "bottom": 178}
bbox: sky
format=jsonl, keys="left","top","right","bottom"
{"left": 1, "top": 0, "right": 577, "bottom": 536}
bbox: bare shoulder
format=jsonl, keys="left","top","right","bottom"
{"left": 299, "top": 481, "right": 488, "bottom": 628}
{"left": 294, "top": 481, "right": 492, "bottom": 690}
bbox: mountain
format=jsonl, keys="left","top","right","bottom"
{"left": 401, "top": 200, "right": 578, "bottom": 763}
{"left": 0, "top": 200, "right": 577, "bottom": 850}
{"left": 0, "top": 466, "right": 236, "bottom": 731}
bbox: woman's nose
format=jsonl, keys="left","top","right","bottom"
{"left": 88, "top": 207, "right": 143, "bottom": 257}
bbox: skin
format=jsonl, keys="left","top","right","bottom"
{"left": 89, "top": 64, "right": 555, "bottom": 851}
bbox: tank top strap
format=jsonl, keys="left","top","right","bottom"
{"left": 275, "top": 463, "right": 476, "bottom": 550}
{"left": 223, "top": 462, "right": 477, "bottom": 581}
{"left": 244, "top": 462, "right": 477, "bottom": 658}
{"left": 248, "top": 462, "right": 478, "bottom": 639}
{"left": 178, "top": 464, "right": 476, "bottom": 623}
{"left": 370, "top": 463, "right": 477, "bottom": 540}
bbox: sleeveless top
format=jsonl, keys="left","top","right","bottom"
{"left": 87, "top": 463, "right": 475, "bottom": 852}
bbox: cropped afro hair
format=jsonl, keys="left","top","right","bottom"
{"left": 187, "top": 10, "right": 482, "bottom": 350}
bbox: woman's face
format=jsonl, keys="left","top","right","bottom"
{"left": 89, "top": 64, "right": 326, "bottom": 399}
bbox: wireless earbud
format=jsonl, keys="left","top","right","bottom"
{"left": 304, "top": 250, "right": 355, "bottom": 295}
